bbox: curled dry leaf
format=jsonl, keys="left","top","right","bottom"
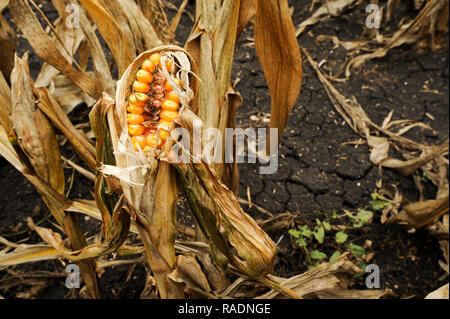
{"left": 258, "top": 253, "right": 388, "bottom": 299}
{"left": 10, "top": 53, "right": 65, "bottom": 196}
{"left": 385, "top": 195, "right": 449, "bottom": 229}
{"left": 254, "top": 0, "right": 302, "bottom": 145}
{"left": 168, "top": 254, "right": 212, "bottom": 296}
{"left": 45, "top": 74, "right": 97, "bottom": 115}
{"left": 170, "top": 109, "right": 277, "bottom": 277}
{"left": 345, "top": 0, "right": 447, "bottom": 77}
{"left": 296, "top": 0, "right": 360, "bottom": 36}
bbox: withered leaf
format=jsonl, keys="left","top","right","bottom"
{"left": 254, "top": 0, "right": 302, "bottom": 144}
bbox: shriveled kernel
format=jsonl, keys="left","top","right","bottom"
{"left": 164, "top": 79, "right": 181, "bottom": 92}
{"left": 161, "top": 99, "right": 179, "bottom": 112}
{"left": 142, "top": 59, "right": 156, "bottom": 73}
{"left": 128, "top": 124, "right": 145, "bottom": 136}
{"left": 149, "top": 53, "right": 161, "bottom": 67}
{"left": 132, "top": 135, "right": 146, "bottom": 150}
{"left": 136, "top": 69, "right": 153, "bottom": 84}
{"left": 166, "top": 91, "right": 180, "bottom": 104}
{"left": 160, "top": 110, "right": 178, "bottom": 121}
{"left": 133, "top": 81, "right": 150, "bottom": 93}
{"left": 127, "top": 113, "right": 145, "bottom": 125}
{"left": 127, "top": 104, "right": 144, "bottom": 115}
{"left": 152, "top": 99, "right": 162, "bottom": 108}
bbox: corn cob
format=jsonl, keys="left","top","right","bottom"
{"left": 126, "top": 53, "right": 182, "bottom": 152}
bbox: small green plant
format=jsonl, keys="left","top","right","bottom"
{"left": 289, "top": 207, "right": 373, "bottom": 270}
{"left": 368, "top": 192, "right": 390, "bottom": 211}
{"left": 421, "top": 171, "right": 432, "bottom": 183}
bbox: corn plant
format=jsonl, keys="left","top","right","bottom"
{"left": 0, "top": 0, "right": 303, "bottom": 299}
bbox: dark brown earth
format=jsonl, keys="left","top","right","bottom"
{"left": 0, "top": 0, "right": 448, "bottom": 299}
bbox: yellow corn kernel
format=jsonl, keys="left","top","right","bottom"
{"left": 165, "top": 79, "right": 181, "bottom": 92}
{"left": 133, "top": 81, "right": 150, "bottom": 93}
{"left": 160, "top": 110, "right": 178, "bottom": 122}
{"left": 142, "top": 59, "right": 156, "bottom": 73}
{"left": 127, "top": 113, "right": 144, "bottom": 125}
{"left": 127, "top": 104, "right": 144, "bottom": 115}
{"left": 129, "top": 93, "right": 142, "bottom": 106}
{"left": 132, "top": 135, "right": 146, "bottom": 150}
{"left": 145, "top": 133, "right": 163, "bottom": 148}
{"left": 166, "top": 91, "right": 180, "bottom": 104}
{"left": 149, "top": 53, "right": 161, "bottom": 67}
{"left": 136, "top": 69, "right": 153, "bottom": 84}
{"left": 135, "top": 92, "right": 150, "bottom": 104}
{"left": 128, "top": 124, "right": 145, "bottom": 136}
{"left": 157, "top": 129, "right": 169, "bottom": 141}
{"left": 161, "top": 99, "right": 179, "bottom": 112}
{"left": 158, "top": 119, "right": 172, "bottom": 129}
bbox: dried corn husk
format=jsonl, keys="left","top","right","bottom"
{"left": 170, "top": 109, "right": 277, "bottom": 277}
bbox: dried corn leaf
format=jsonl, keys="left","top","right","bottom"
{"left": 104, "top": 0, "right": 163, "bottom": 53}
{"left": 385, "top": 194, "right": 449, "bottom": 228}
{"left": 0, "top": 244, "right": 60, "bottom": 269}
{"left": 9, "top": 0, "right": 100, "bottom": 99}
{"left": 168, "top": 255, "right": 212, "bottom": 295}
{"left": 74, "top": 2, "right": 115, "bottom": 95}
{"left": 0, "top": 20, "right": 15, "bottom": 80}
{"left": 0, "top": 0, "right": 8, "bottom": 10}
{"left": 10, "top": 53, "right": 65, "bottom": 196}
{"left": 185, "top": 6, "right": 220, "bottom": 129}
{"left": 316, "top": 35, "right": 369, "bottom": 51}
{"left": 303, "top": 47, "right": 448, "bottom": 172}
{"left": 172, "top": 109, "right": 277, "bottom": 277}
{"left": 345, "top": 0, "right": 446, "bottom": 77}
{"left": 137, "top": 0, "right": 172, "bottom": 43}
{"left": 236, "top": 0, "right": 256, "bottom": 40}
{"left": 296, "top": 0, "right": 360, "bottom": 36}
{"left": 77, "top": 0, "right": 133, "bottom": 77}
{"left": 425, "top": 283, "right": 449, "bottom": 299}
{"left": 0, "top": 70, "right": 15, "bottom": 142}
{"left": 379, "top": 141, "right": 449, "bottom": 176}
{"left": 45, "top": 74, "right": 97, "bottom": 114}
{"left": 254, "top": 0, "right": 302, "bottom": 144}
{"left": 34, "top": 14, "right": 85, "bottom": 89}
{"left": 258, "top": 254, "right": 388, "bottom": 299}
{"left": 168, "top": 0, "right": 189, "bottom": 37}
{"left": 35, "top": 87, "right": 96, "bottom": 170}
